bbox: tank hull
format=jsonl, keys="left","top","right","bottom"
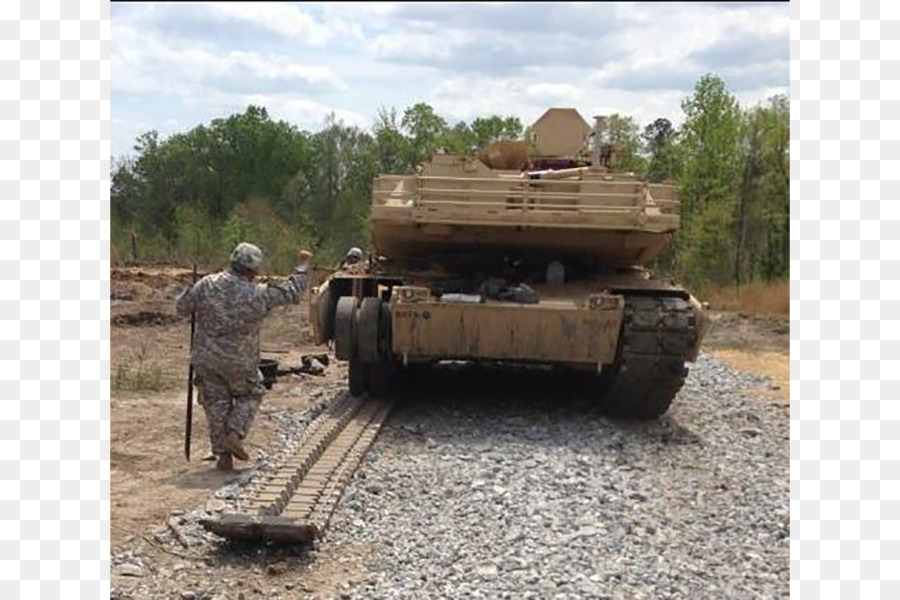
{"left": 373, "top": 220, "right": 672, "bottom": 268}
{"left": 311, "top": 270, "right": 707, "bottom": 366}
{"left": 390, "top": 294, "right": 624, "bottom": 366}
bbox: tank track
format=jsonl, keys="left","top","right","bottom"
{"left": 200, "top": 394, "right": 393, "bottom": 543}
{"left": 602, "top": 294, "right": 699, "bottom": 418}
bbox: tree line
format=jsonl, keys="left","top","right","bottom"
{"left": 111, "top": 74, "right": 788, "bottom": 286}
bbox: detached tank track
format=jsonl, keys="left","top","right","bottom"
{"left": 200, "top": 394, "right": 393, "bottom": 543}
{"left": 602, "top": 295, "right": 699, "bottom": 418}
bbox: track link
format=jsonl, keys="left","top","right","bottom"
{"left": 603, "top": 295, "right": 699, "bottom": 418}
{"left": 201, "top": 394, "right": 393, "bottom": 543}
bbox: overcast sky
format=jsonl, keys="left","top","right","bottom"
{"left": 111, "top": 2, "right": 789, "bottom": 157}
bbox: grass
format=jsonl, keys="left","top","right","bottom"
{"left": 112, "top": 342, "right": 164, "bottom": 392}
{"left": 699, "top": 280, "right": 789, "bottom": 315}
{"left": 709, "top": 348, "right": 789, "bottom": 401}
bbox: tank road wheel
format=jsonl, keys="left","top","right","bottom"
{"left": 353, "top": 297, "right": 396, "bottom": 398}
{"left": 378, "top": 300, "right": 392, "bottom": 356}
{"left": 334, "top": 296, "right": 359, "bottom": 361}
{"left": 601, "top": 296, "right": 697, "bottom": 419}
{"left": 357, "top": 298, "right": 382, "bottom": 364}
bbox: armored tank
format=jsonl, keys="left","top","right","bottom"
{"left": 310, "top": 108, "right": 707, "bottom": 418}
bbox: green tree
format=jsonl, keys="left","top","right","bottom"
{"left": 676, "top": 74, "right": 743, "bottom": 285}
{"left": 642, "top": 118, "right": 680, "bottom": 183}
{"left": 373, "top": 107, "right": 412, "bottom": 174}
{"left": 438, "top": 121, "right": 476, "bottom": 155}
{"left": 736, "top": 94, "right": 790, "bottom": 282}
{"left": 110, "top": 92, "right": 789, "bottom": 284}
{"left": 469, "top": 115, "right": 523, "bottom": 148}
{"left": 605, "top": 114, "right": 646, "bottom": 173}
{"left": 110, "top": 156, "right": 142, "bottom": 226}
{"left": 401, "top": 102, "right": 447, "bottom": 165}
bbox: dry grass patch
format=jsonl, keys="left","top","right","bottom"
{"left": 700, "top": 280, "right": 789, "bottom": 315}
{"left": 710, "top": 348, "right": 789, "bottom": 401}
{"left": 112, "top": 342, "right": 165, "bottom": 391}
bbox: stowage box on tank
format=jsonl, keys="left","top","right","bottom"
{"left": 309, "top": 108, "right": 707, "bottom": 418}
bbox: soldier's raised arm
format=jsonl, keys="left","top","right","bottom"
{"left": 175, "top": 277, "right": 200, "bottom": 317}
{"left": 260, "top": 250, "right": 314, "bottom": 312}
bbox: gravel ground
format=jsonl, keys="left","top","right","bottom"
{"left": 111, "top": 353, "right": 788, "bottom": 599}
{"left": 328, "top": 353, "right": 789, "bottom": 599}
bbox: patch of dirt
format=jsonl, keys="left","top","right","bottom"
{"left": 702, "top": 311, "right": 789, "bottom": 401}
{"left": 112, "top": 266, "right": 206, "bottom": 289}
{"left": 708, "top": 349, "right": 789, "bottom": 401}
{"left": 111, "top": 289, "right": 136, "bottom": 301}
{"left": 702, "top": 311, "right": 789, "bottom": 354}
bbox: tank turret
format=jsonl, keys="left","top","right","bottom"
{"left": 370, "top": 107, "right": 680, "bottom": 270}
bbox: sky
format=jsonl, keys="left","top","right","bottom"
{"left": 111, "top": 1, "right": 790, "bottom": 157}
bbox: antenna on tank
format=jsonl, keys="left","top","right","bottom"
{"left": 591, "top": 115, "right": 607, "bottom": 166}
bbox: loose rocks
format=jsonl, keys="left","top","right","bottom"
{"left": 111, "top": 353, "right": 787, "bottom": 599}
{"left": 328, "top": 354, "right": 788, "bottom": 598}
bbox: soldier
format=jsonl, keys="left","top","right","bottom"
{"left": 176, "top": 242, "right": 313, "bottom": 471}
{"left": 339, "top": 247, "right": 363, "bottom": 269}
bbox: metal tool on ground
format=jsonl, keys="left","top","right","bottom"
{"left": 200, "top": 393, "right": 393, "bottom": 543}
{"left": 278, "top": 354, "right": 328, "bottom": 376}
{"left": 259, "top": 358, "right": 279, "bottom": 389}
{"left": 184, "top": 263, "right": 198, "bottom": 461}
{"left": 257, "top": 355, "right": 330, "bottom": 389}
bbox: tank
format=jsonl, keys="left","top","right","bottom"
{"left": 310, "top": 108, "right": 708, "bottom": 418}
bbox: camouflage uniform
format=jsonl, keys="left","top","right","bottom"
{"left": 175, "top": 243, "right": 309, "bottom": 457}
{"left": 339, "top": 247, "right": 363, "bottom": 270}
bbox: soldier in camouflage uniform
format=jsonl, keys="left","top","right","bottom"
{"left": 176, "top": 242, "right": 313, "bottom": 471}
{"left": 339, "top": 247, "right": 363, "bottom": 269}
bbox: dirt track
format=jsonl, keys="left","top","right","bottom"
{"left": 110, "top": 267, "right": 789, "bottom": 598}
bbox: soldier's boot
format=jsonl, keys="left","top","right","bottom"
{"left": 216, "top": 453, "right": 233, "bottom": 471}
{"left": 224, "top": 431, "right": 249, "bottom": 461}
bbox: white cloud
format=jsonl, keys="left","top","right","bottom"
{"left": 428, "top": 77, "right": 532, "bottom": 122}
{"left": 222, "top": 52, "right": 346, "bottom": 90}
{"left": 213, "top": 3, "right": 335, "bottom": 44}
{"left": 427, "top": 74, "right": 694, "bottom": 132}
{"left": 365, "top": 16, "right": 617, "bottom": 74}
{"left": 525, "top": 83, "right": 580, "bottom": 103}
{"left": 112, "top": 23, "right": 346, "bottom": 97}
{"left": 111, "top": 2, "right": 790, "bottom": 156}
{"left": 369, "top": 31, "right": 460, "bottom": 64}
{"left": 241, "top": 94, "right": 368, "bottom": 130}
